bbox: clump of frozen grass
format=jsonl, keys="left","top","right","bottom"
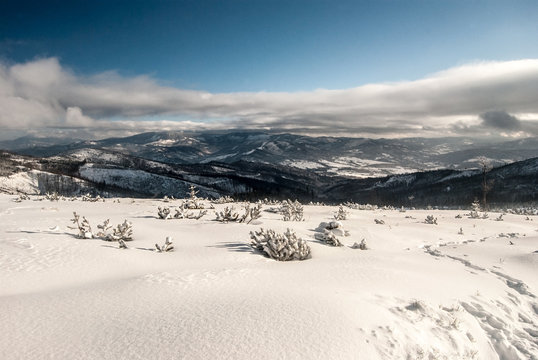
{"left": 281, "top": 199, "right": 304, "bottom": 221}
{"left": 333, "top": 205, "right": 348, "bottom": 221}
{"left": 424, "top": 215, "right": 438, "bottom": 225}
{"left": 250, "top": 228, "right": 311, "bottom": 261}
{"left": 155, "top": 237, "right": 174, "bottom": 252}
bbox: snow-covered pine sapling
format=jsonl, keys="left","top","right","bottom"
{"left": 96, "top": 219, "right": 112, "bottom": 239}
{"left": 281, "top": 199, "right": 304, "bottom": 221}
{"left": 112, "top": 220, "right": 133, "bottom": 241}
{"left": 211, "top": 195, "right": 235, "bottom": 204}
{"left": 495, "top": 214, "right": 504, "bottom": 221}
{"left": 45, "top": 192, "right": 60, "bottom": 201}
{"left": 155, "top": 236, "right": 174, "bottom": 252}
{"left": 13, "top": 194, "right": 30, "bottom": 202}
{"left": 71, "top": 211, "right": 93, "bottom": 239}
{"left": 215, "top": 206, "right": 239, "bottom": 223}
{"left": 333, "top": 205, "right": 348, "bottom": 221}
{"left": 184, "top": 185, "right": 205, "bottom": 209}
{"left": 424, "top": 215, "right": 438, "bottom": 225}
{"left": 250, "top": 228, "right": 311, "bottom": 261}
{"left": 469, "top": 199, "right": 481, "bottom": 219}
{"left": 374, "top": 219, "right": 385, "bottom": 225}
{"left": 157, "top": 206, "right": 172, "bottom": 219}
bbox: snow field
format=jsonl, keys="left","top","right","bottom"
{"left": 0, "top": 195, "right": 536, "bottom": 359}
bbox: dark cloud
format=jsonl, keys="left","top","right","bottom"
{"left": 480, "top": 111, "right": 521, "bottom": 130}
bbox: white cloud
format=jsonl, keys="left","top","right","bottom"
{"left": 0, "top": 57, "right": 537, "bottom": 139}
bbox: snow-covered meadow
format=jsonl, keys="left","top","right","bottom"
{"left": 0, "top": 194, "right": 536, "bottom": 359}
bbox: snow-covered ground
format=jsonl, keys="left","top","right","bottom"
{"left": 0, "top": 194, "right": 536, "bottom": 359}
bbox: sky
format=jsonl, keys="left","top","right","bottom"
{"left": 1, "top": 0, "right": 538, "bottom": 140}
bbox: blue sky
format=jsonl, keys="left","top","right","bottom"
{"left": 2, "top": 0, "right": 537, "bottom": 92}
{"left": 1, "top": 0, "right": 538, "bottom": 139}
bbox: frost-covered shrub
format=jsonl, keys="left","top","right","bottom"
{"left": 175, "top": 207, "right": 207, "bottom": 220}
{"left": 424, "top": 215, "right": 438, "bottom": 225}
{"left": 96, "top": 219, "right": 112, "bottom": 239}
{"left": 333, "top": 205, "right": 348, "bottom": 221}
{"left": 344, "top": 202, "right": 378, "bottom": 211}
{"left": 250, "top": 228, "right": 311, "bottom": 261}
{"left": 13, "top": 194, "right": 30, "bottom": 202}
{"left": 351, "top": 239, "right": 367, "bottom": 250}
{"left": 112, "top": 220, "right": 133, "bottom": 241}
{"left": 118, "top": 239, "right": 128, "bottom": 249}
{"left": 215, "top": 206, "right": 239, "bottom": 223}
{"left": 315, "top": 230, "right": 343, "bottom": 247}
{"left": 211, "top": 196, "right": 235, "bottom": 204}
{"left": 158, "top": 206, "right": 172, "bottom": 219}
{"left": 71, "top": 212, "right": 93, "bottom": 239}
{"left": 155, "top": 236, "right": 174, "bottom": 252}
{"left": 81, "top": 193, "right": 104, "bottom": 202}
{"left": 281, "top": 199, "right": 304, "bottom": 221}
{"left": 238, "top": 203, "right": 262, "bottom": 224}
{"left": 45, "top": 192, "right": 61, "bottom": 201}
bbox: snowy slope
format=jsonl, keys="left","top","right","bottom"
{"left": 0, "top": 195, "right": 536, "bottom": 359}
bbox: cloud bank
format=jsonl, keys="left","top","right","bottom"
{"left": 1, "top": 57, "right": 537, "bottom": 139}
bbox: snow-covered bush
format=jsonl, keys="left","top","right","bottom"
{"left": 45, "top": 192, "right": 61, "bottom": 201}
{"left": 211, "top": 196, "right": 235, "bottom": 204}
{"left": 281, "top": 199, "right": 304, "bottom": 221}
{"left": 344, "top": 202, "right": 378, "bottom": 211}
{"left": 13, "top": 194, "right": 30, "bottom": 202}
{"left": 315, "top": 230, "right": 343, "bottom": 247}
{"left": 374, "top": 219, "right": 385, "bottom": 225}
{"left": 250, "top": 228, "right": 311, "bottom": 261}
{"left": 333, "top": 205, "right": 348, "bottom": 221}
{"left": 351, "top": 239, "right": 367, "bottom": 250}
{"left": 157, "top": 206, "right": 172, "bottom": 219}
{"left": 424, "top": 215, "right": 438, "bottom": 225}
{"left": 458, "top": 227, "right": 464, "bottom": 235}
{"left": 238, "top": 203, "right": 262, "bottom": 224}
{"left": 81, "top": 193, "right": 104, "bottom": 202}
{"left": 71, "top": 212, "right": 93, "bottom": 239}
{"left": 112, "top": 220, "right": 133, "bottom": 241}
{"left": 155, "top": 237, "right": 174, "bottom": 252}
{"left": 175, "top": 207, "right": 207, "bottom": 220}
{"left": 118, "top": 239, "right": 128, "bottom": 249}
{"left": 215, "top": 206, "right": 239, "bottom": 223}
{"left": 96, "top": 219, "right": 112, "bottom": 239}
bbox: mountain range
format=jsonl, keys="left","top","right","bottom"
{"left": 0, "top": 131, "right": 537, "bottom": 206}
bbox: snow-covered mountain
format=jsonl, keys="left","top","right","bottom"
{"left": 3, "top": 132, "right": 537, "bottom": 179}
